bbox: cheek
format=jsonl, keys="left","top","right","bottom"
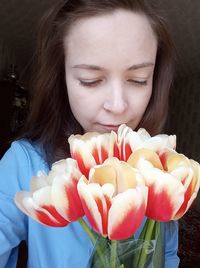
{"left": 67, "top": 79, "right": 86, "bottom": 108}
{"left": 67, "top": 83, "right": 98, "bottom": 120}
{"left": 141, "top": 90, "right": 152, "bottom": 110}
{"left": 130, "top": 87, "right": 152, "bottom": 114}
{"left": 68, "top": 92, "right": 89, "bottom": 118}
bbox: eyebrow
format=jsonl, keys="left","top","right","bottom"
{"left": 72, "top": 62, "right": 154, "bottom": 71}
{"left": 128, "top": 62, "right": 154, "bottom": 71}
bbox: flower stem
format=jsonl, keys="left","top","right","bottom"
{"left": 78, "top": 218, "right": 97, "bottom": 245}
{"left": 110, "top": 240, "right": 117, "bottom": 268}
{"left": 137, "top": 219, "right": 156, "bottom": 267}
{"left": 78, "top": 218, "right": 108, "bottom": 267}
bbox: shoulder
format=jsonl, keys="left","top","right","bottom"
{"left": 1, "top": 139, "right": 47, "bottom": 169}
{"left": 10, "top": 139, "right": 46, "bottom": 163}
{"left": 0, "top": 139, "right": 49, "bottom": 193}
{"left": 8, "top": 138, "right": 44, "bottom": 156}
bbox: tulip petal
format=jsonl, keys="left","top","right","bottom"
{"left": 69, "top": 132, "right": 117, "bottom": 177}
{"left": 35, "top": 204, "right": 69, "bottom": 227}
{"left": 127, "top": 148, "right": 163, "bottom": 170}
{"left": 15, "top": 192, "right": 35, "bottom": 218}
{"left": 69, "top": 139, "right": 96, "bottom": 177}
{"left": 174, "top": 160, "right": 200, "bottom": 219}
{"left": 105, "top": 158, "right": 145, "bottom": 193}
{"left": 15, "top": 188, "right": 69, "bottom": 227}
{"left": 108, "top": 187, "right": 147, "bottom": 240}
{"left": 162, "top": 150, "right": 190, "bottom": 172}
{"left": 117, "top": 125, "right": 145, "bottom": 161}
{"left": 137, "top": 135, "right": 176, "bottom": 153}
{"left": 30, "top": 171, "right": 49, "bottom": 192}
{"left": 170, "top": 166, "right": 192, "bottom": 190}
{"left": 91, "top": 131, "right": 117, "bottom": 163}
{"left": 137, "top": 160, "right": 185, "bottom": 221}
{"left": 89, "top": 163, "right": 117, "bottom": 188}
{"left": 78, "top": 178, "right": 110, "bottom": 235}
{"left": 190, "top": 159, "right": 200, "bottom": 194}
{"left": 137, "top": 128, "right": 151, "bottom": 140}
{"left": 49, "top": 158, "right": 84, "bottom": 221}
{"left": 51, "top": 175, "right": 84, "bottom": 222}
{"left": 32, "top": 186, "right": 69, "bottom": 226}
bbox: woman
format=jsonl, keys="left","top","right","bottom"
{"left": 0, "top": 0, "right": 178, "bottom": 267}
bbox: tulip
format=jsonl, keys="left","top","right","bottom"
{"left": 112, "top": 124, "right": 176, "bottom": 161}
{"left": 77, "top": 157, "right": 148, "bottom": 240}
{"left": 116, "top": 125, "right": 150, "bottom": 161}
{"left": 159, "top": 150, "right": 200, "bottom": 219}
{"left": 15, "top": 158, "right": 84, "bottom": 226}
{"left": 128, "top": 148, "right": 200, "bottom": 221}
{"left": 68, "top": 131, "right": 117, "bottom": 178}
{"left": 68, "top": 124, "right": 176, "bottom": 176}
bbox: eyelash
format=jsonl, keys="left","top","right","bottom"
{"left": 79, "top": 80, "right": 102, "bottom": 87}
{"left": 127, "top": 80, "right": 147, "bottom": 86}
{"left": 79, "top": 79, "right": 147, "bottom": 87}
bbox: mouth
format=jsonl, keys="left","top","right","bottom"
{"left": 97, "top": 124, "right": 121, "bottom": 132}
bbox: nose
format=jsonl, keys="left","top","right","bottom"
{"left": 103, "top": 82, "right": 128, "bottom": 114}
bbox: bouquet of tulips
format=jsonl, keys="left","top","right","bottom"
{"left": 15, "top": 125, "right": 200, "bottom": 268}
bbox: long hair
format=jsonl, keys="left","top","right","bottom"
{"left": 23, "top": 0, "right": 175, "bottom": 164}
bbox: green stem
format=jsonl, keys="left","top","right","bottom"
{"left": 78, "top": 218, "right": 97, "bottom": 245}
{"left": 110, "top": 240, "right": 117, "bottom": 268}
{"left": 78, "top": 218, "right": 108, "bottom": 267}
{"left": 137, "top": 219, "right": 156, "bottom": 268}
{"left": 132, "top": 220, "right": 147, "bottom": 267}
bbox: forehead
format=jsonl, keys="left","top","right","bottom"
{"left": 64, "top": 10, "right": 157, "bottom": 67}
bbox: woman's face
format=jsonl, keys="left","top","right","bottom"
{"left": 64, "top": 10, "right": 157, "bottom": 133}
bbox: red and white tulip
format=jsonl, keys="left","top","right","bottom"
{"left": 128, "top": 148, "right": 200, "bottom": 221}
{"left": 68, "top": 124, "right": 176, "bottom": 172}
{"left": 14, "top": 123, "right": 199, "bottom": 240}
{"left": 77, "top": 157, "right": 148, "bottom": 240}
{"left": 68, "top": 131, "right": 117, "bottom": 178}
{"left": 15, "top": 158, "right": 84, "bottom": 226}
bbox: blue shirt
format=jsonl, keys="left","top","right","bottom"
{"left": 0, "top": 140, "right": 180, "bottom": 267}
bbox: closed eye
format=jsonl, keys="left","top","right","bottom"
{"left": 127, "top": 80, "right": 147, "bottom": 86}
{"left": 79, "top": 80, "right": 102, "bottom": 87}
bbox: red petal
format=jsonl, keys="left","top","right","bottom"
{"left": 108, "top": 188, "right": 147, "bottom": 240}
{"left": 101, "top": 146, "right": 109, "bottom": 163}
{"left": 109, "top": 202, "right": 146, "bottom": 240}
{"left": 92, "top": 146, "right": 100, "bottom": 164}
{"left": 80, "top": 196, "right": 102, "bottom": 234}
{"left": 113, "top": 142, "right": 120, "bottom": 159}
{"left": 124, "top": 142, "right": 132, "bottom": 161}
{"left": 63, "top": 178, "right": 85, "bottom": 221}
{"left": 146, "top": 185, "right": 174, "bottom": 221}
{"left": 174, "top": 177, "right": 194, "bottom": 218}
{"left": 72, "top": 151, "right": 90, "bottom": 178}
{"left": 92, "top": 146, "right": 108, "bottom": 164}
{"left": 94, "top": 195, "right": 108, "bottom": 236}
{"left": 36, "top": 205, "right": 69, "bottom": 227}
{"left": 159, "top": 153, "right": 167, "bottom": 170}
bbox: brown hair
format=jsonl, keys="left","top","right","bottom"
{"left": 23, "top": 0, "right": 175, "bottom": 165}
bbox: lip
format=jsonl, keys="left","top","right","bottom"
{"left": 97, "top": 124, "right": 121, "bottom": 132}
